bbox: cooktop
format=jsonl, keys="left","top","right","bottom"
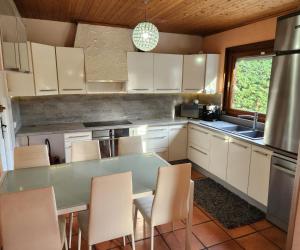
{"left": 83, "top": 120, "right": 132, "bottom": 128}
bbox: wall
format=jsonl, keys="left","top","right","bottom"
{"left": 22, "top": 18, "right": 203, "bottom": 53}
{"left": 202, "top": 17, "right": 277, "bottom": 92}
{"left": 15, "top": 94, "right": 221, "bottom": 126}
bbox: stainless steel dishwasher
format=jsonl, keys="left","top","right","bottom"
{"left": 267, "top": 153, "right": 297, "bottom": 231}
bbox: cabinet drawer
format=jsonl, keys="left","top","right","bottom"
{"left": 144, "top": 134, "right": 169, "bottom": 149}
{"left": 146, "top": 126, "right": 169, "bottom": 136}
{"left": 188, "top": 144, "right": 209, "bottom": 170}
{"left": 64, "top": 132, "right": 92, "bottom": 142}
{"left": 188, "top": 124, "right": 210, "bottom": 150}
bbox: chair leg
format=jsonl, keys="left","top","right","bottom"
{"left": 150, "top": 226, "right": 154, "bottom": 250}
{"left": 123, "top": 236, "right": 126, "bottom": 246}
{"left": 131, "top": 233, "right": 136, "bottom": 250}
{"left": 64, "top": 234, "right": 68, "bottom": 250}
{"left": 69, "top": 212, "right": 74, "bottom": 248}
{"left": 172, "top": 222, "right": 175, "bottom": 232}
{"left": 134, "top": 206, "right": 138, "bottom": 230}
{"left": 88, "top": 245, "right": 92, "bottom": 250}
{"left": 78, "top": 228, "right": 81, "bottom": 250}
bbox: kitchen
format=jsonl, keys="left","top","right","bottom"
{"left": 0, "top": 0, "right": 300, "bottom": 249}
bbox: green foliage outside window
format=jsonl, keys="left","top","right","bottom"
{"left": 231, "top": 56, "right": 273, "bottom": 114}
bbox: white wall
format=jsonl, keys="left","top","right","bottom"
{"left": 22, "top": 18, "right": 203, "bottom": 53}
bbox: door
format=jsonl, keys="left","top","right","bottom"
{"left": 182, "top": 55, "right": 206, "bottom": 93}
{"left": 154, "top": 54, "right": 183, "bottom": 93}
{"left": 227, "top": 139, "right": 251, "bottom": 193}
{"left": 168, "top": 125, "right": 187, "bottom": 161}
{"left": 209, "top": 133, "right": 229, "bottom": 180}
{"left": 127, "top": 52, "right": 154, "bottom": 93}
{"left": 31, "top": 43, "right": 59, "bottom": 95}
{"left": 56, "top": 47, "right": 86, "bottom": 94}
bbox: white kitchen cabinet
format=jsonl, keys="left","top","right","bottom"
{"left": 188, "top": 124, "right": 210, "bottom": 150}
{"left": 127, "top": 52, "right": 154, "bottom": 93}
{"left": 154, "top": 53, "right": 183, "bottom": 93}
{"left": 182, "top": 54, "right": 206, "bottom": 93}
{"left": 6, "top": 71, "right": 35, "bottom": 97}
{"left": 227, "top": 138, "right": 252, "bottom": 193}
{"left": 209, "top": 132, "right": 229, "bottom": 180}
{"left": 56, "top": 47, "right": 86, "bottom": 94}
{"left": 31, "top": 42, "right": 58, "bottom": 95}
{"left": 64, "top": 131, "right": 92, "bottom": 163}
{"left": 205, "top": 54, "right": 220, "bottom": 94}
{"left": 2, "top": 42, "right": 19, "bottom": 70}
{"left": 168, "top": 124, "right": 187, "bottom": 161}
{"left": 188, "top": 143, "right": 210, "bottom": 170}
{"left": 248, "top": 146, "right": 272, "bottom": 205}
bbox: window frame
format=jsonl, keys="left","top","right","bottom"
{"left": 223, "top": 40, "right": 275, "bottom": 122}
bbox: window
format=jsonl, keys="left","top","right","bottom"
{"left": 224, "top": 41, "right": 274, "bottom": 121}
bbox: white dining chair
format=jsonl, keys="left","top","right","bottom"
{"left": 134, "top": 163, "right": 192, "bottom": 250}
{"left": 71, "top": 140, "right": 101, "bottom": 162}
{"left": 68, "top": 139, "right": 101, "bottom": 248}
{"left": 77, "top": 172, "right": 136, "bottom": 250}
{"left": 14, "top": 144, "right": 50, "bottom": 169}
{"left": 0, "top": 186, "right": 67, "bottom": 250}
{"left": 118, "top": 136, "right": 143, "bottom": 156}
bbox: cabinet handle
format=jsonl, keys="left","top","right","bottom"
{"left": 170, "top": 126, "right": 186, "bottom": 130}
{"left": 39, "top": 89, "right": 57, "bottom": 92}
{"left": 231, "top": 141, "right": 248, "bottom": 149}
{"left": 184, "top": 88, "right": 200, "bottom": 91}
{"left": 273, "top": 164, "right": 295, "bottom": 176}
{"left": 156, "top": 88, "right": 180, "bottom": 91}
{"left": 66, "top": 135, "right": 90, "bottom": 139}
{"left": 147, "top": 136, "right": 166, "bottom": 140}
{"left": 253, "top": 150, "right": 268, "bottom": 157}
{"left": 190, "top": 146, "right": 207, "bottom": 155}
{"left": 212, "top": 134, "right": 226, "bottom": 141}
{"left": 148, "top": 128, "right": 167, "bottom": 132}
{"left": 191, "top": 127, "right": 208, "bottom": 134}
{"left": 132, "top": 88, "right": 149, "bottom": 91}
{"left": 62, "top": 88, "right": 84, "bottom": 91}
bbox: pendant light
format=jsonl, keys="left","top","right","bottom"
{"left": 132, "top": 0, "right": 159, "bottom": 52}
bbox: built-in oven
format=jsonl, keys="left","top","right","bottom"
{"left": 267, "top": 153, "right": 297, "bottom": 231}
{"left": 92, "top": 128, "right": 129, "bottom": 158}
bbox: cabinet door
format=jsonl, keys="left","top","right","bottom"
{"left": 6, "top": 71, "right": 35, "bottom": 97}
{"left": 188, "top": 124, "right": 210, "bottom": 150}
{"left": 154, "top": 54, "right": 183, "bottom": 93}
{"left": 209, "top": 133, "right": 229, "bottom": 180}
{"left": 182, "top": 55, "right": 206, "bottom": 93}
{"left": 204, "top": 54, "right": 219, "bottom": 94}
{"left": 227, "top": 138, "right": 251, "bottom": 193}
{"left": 188, "top": 144, "right": 209, "bottom": 170}
{"left": 168, "top": 125, "right": 187, "bottom": 161}
{"left": 248, "top": 146, "right": 272, "bottom": 205}
{"left": 31, "top": 43, "right": 58, "bottom": 95}
{"left": 127, "top": 52, "right": 153, "bottom": 93}
{"left": 56, "top": 47, "right": 86, "bottom": 94}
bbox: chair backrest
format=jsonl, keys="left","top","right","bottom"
{"left": 0, "top": 187, "right": 61, "bottom": 250}
{"left": 118, "top": 136, "right": 143, "bottom": 156}
{"left": 151, "top": 163, "right": 191, "bottom": 226}
{"left": 71, "top": 140, "right": 101, "bottom": 162}
{"left": 14, "top": 145, "right": 50, "bottom": 169}
{"left": 88, "top": 172, "right": 133, "bottom": 245}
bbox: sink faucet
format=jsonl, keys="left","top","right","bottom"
{"left": 238, "top": 112, "right": 259, "bottom": 130}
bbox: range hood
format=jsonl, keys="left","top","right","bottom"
{"left": 74, "top": 23, "right": 135, "bottom": 87}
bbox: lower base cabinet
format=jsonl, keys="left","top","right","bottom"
{"left": 168, "top": 125, "right": 187, "bottom": 161}
{"left": 209, "top": 133, "right": 229, "bottom": 180}
{"left": 227, "top": 138, "right": 252, "bottom": 193}
{"left": 188, "top": 144, "right": 210, "bottom": 170}
{"left": 248, "top": 146, "right": 272, "bottom": 206}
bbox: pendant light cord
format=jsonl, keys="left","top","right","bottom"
{"left": 144, "top": 0, "right": 149, "bottom": 21}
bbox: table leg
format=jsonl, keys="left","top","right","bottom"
{"left": 186, "top": 180, "right": 194, "bottom": 250}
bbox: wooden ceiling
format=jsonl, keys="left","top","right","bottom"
{"left": 14, "top": 0, "right": 300, "bottom": 35}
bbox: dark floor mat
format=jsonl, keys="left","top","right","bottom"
{"left": 194, "top": 178, "right": 265, "bottom": 229}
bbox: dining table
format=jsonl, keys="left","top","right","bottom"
{"left": 0, "top": 152, "right": 194, "bottom": 249}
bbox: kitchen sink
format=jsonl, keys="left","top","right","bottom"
{"left": 222, "top": 125, "right": 251, "bottom": 132}
{"left": 238, "top": 130, "right": 264, "bottom": 140}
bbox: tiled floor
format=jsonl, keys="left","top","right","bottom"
{"left": 67, "top": 169, "right": 287, "bottom": 250}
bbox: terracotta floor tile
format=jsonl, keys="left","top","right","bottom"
{"left": 260, "top": 227, "right": 287, "bottom": 249}
{"left": 192, "top": 221, "right": 230, "bottom": 247}
{"left": 191, "top": 205, "right": 211, "bottom": 225}
{"left": 135, "top": 236, "right": 169, "bottom": 250}
{"left": 95, "top": 238, "right": 127, "bottom": 250}
{"left": 208, "top": 240, "right": 243, "bottom": 250}
{"left": 251, "top": 219, "right": 273, "bottom": 231}
{"left": 214, "top": 220, "right": 256, "bottom": 238}
{"left": 156, "top": 220, "right": 186, "bottom": 234}
{"left": 162, "top": 228, "right": 205, "bottom": 250}
{"left": 191, "top": 169, "right": 206, "bottom": 180}
{"left": 236, "top": 232, "right": 280, "bottom": 250}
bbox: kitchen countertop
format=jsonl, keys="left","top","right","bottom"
{"left": 16, "top": 118, "right": 266, "bottom": 148}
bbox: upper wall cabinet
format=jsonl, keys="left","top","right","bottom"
{"left": 127, "top": 52, "right": 154, "bottom": 93}
{"left": 31, "top": 42, "right": 59, "bottom": 96}
{"left": 183, "top": 54, "right": 206, "bottom": 93}
{"left": 154, "top": 54, "right": 183, "bottom": 93}
{"left": 182, "top": 54, "right": 220, "bottom": 94}
{"left": 56, "top": 47, "right": 86, "bottom": 94}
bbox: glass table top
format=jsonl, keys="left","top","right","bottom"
{"left": 0, "top": 153, "right": 170, "bottom": 212}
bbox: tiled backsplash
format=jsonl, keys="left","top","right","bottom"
{"left": 13, "top": 93, "right": 222, "bottom": 126}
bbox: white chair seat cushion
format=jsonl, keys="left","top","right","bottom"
{"left": 78, "top": 210, "right": 89, "bottom": 239}
{"left": 58, "top": 215, "right": 66, "bottom": 247}
{"left": 134, "top": 195, "right": 154, "bottom": 223}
